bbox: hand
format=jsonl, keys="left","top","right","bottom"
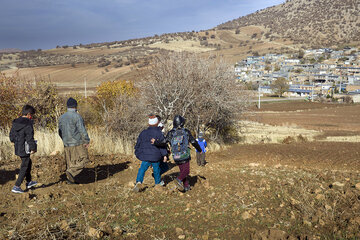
{"left": 150, "top": 138, "right": 155, "bottom": 144}
{"left": 30, "top": 150, "right": 36, "bottom": 154}
{"left": 163, "top": 156, "right": 168, "bottom": 162}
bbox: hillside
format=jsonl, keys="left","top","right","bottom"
{"left": 1, "top": 0, "right": 359, "bottom": 90}
{"left": 217, "top": 0, "right": 360, "bottom": 47}
{"left": 1, "top": 102, "right": 360, "bottom": 239}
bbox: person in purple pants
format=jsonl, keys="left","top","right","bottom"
{"left": 152, "top": 115, "right": 202, "bottom": 192}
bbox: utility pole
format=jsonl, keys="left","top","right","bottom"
{"left": 84, "top": 77, "right": 87, "bottom": 98}
{"left": 258, "top": 83, "right": 261, "bottom": 109}
{"left": 339, "top": 69, "right": 342, "bottom": 94}
{"left": 311, "top": 83, "right": 314, "bottom": 102}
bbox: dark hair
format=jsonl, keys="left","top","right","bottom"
{"left": 21, "top": 105, "right": 36, "bottom": 116}
{"left": 155, "top": 115, "right": 162, "bottom": 122}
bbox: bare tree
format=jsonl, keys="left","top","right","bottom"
{"left": 140, "top": 52, "right": 251, "bottom": 142}
{"left": 271, "top": 77, "right": 289, "bottom": 97}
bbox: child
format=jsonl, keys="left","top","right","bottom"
{"left": 196, "top": 132, "right": 207, "bottom": 166}
{"left": 9, "top": 105, "right": 38, "bottom": 193}
{"left": 152, "top": 115, "right": 202, "bottom": 192}
{"left": 133, "top": 115, "right": 168, "bottom": 192}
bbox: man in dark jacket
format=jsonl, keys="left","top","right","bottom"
{"left": 133, "top": 115, "right": 168, "bottom": 192}
{"left": 58, "top": 97, "right": 90, "bottom": 184}
{"left": 9, "top": 105, "right": 38, "bottom": 193}
{"left": 152, "top": 115, "right": 202, "bottom": 192}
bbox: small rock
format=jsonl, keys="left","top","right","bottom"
{"left": 303, "top": 220, "right": 312, "bottom": 227}
{"left": 242, "top": 211, "right": 251, "bottom": 220}
{"left": 268, "top": 229, "right": 289, "bottom": 239}
{"left": 355, "top": 183, "right": 360, "bottom": 190}
{"left": 88, "top": 227, "right": 103, "bottom": 239}
{"left": 202, "top": 234, "right": 209, "bottom": 240}
{"left": 176, "top": 228, "right": 183, "bottom": 235}
{"left": 60, "top": 220, "right": 69, "bottom": 231}
{"left": 315, "top": 194, "right": 325, "bottom": 200}
{"left": 249, "top": 163, "right": 260, "bottom": 167}
{"left": 178, "top": 235, "right": 186, "bottom": 239}
{"left": 274, "top": 164, "right": 282, "bottom": 169}
{"left": 332, "top": 182, "right": 345, "bottom": 188}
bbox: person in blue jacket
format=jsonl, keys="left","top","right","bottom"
{"left": 133, "top": 115, "right": 168, "bottom": 192}
{"left": 196, "top": 132, "right": 207, "bottom": 166}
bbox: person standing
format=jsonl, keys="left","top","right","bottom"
{"left": 133, "top": 115, "right": 168, "bottom": 192}
{"left": 58, "top": 97, "right": 90, "bottom": 184}
{"left": 9, "top": 105, "right": 38, "bottom": 193}
{"left": 152, "top": 115, "right": 202, "bottom": 192}
{"left": 196, "top": 132, "right": 207, "bottom": 166}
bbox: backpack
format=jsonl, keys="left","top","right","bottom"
{"left": 170, "top": 128, "right": 190, "bottom": 162}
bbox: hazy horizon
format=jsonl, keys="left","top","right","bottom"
{"left": 1, "top": 0, "right": 284, "bottom": 51}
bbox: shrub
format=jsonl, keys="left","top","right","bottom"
{"left": 0, "top": 73, "right": 64, "bottom": 129}
{"left": 140, "top": 52, "right": 251, "bottom": 142}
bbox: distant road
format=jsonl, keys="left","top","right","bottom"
{"left": 250, "top": 97, "right": 307, "bottom": 102}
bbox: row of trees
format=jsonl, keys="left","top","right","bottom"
{"left": 1, "top": 52, "right": 251, "bottom": 143}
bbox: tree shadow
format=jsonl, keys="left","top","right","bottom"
{"left": 0, "top": 169, "right": 19, "bottom": 185}
{"left": 75, "top": 161, "right": 131, "bottom": 184}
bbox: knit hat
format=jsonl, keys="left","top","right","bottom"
{"left": 67, "top": 97, "right": 78, "bottom": 108}
{"left": 148, "top": 115, "right": 159, "bottom": 126}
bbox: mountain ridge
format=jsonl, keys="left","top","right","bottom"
{"left": 217, "top": 0, "right": 360, "bottom": 47}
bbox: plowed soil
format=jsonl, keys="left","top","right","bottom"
{"left": 1, "top": 101, "right": 360, "bottom": 239}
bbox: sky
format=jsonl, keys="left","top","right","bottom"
{"left": 0, "top": 0, "right": 284, "bottom": 50}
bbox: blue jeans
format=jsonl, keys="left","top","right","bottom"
{"left": 136, "top": 161, "right": 162, "bottom": 184}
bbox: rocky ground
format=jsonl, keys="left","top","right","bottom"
{"left": 1, "top": 141, "right": 360, "bottom": 239}
{"left": 1, "top": 102, "right": 360, "bottom": 239}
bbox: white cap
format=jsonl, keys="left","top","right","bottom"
{"left": 148, "top": 116, "right": 159, "bottom": 125}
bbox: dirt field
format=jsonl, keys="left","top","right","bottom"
{"left": 1, "top": 101, "right": 360, "bottom": 239}
{"left": 247, "top": 101, "right": 360, "bottom": 138}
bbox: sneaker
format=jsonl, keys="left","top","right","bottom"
{"left": 11, "top": 186, "right": 24, "bottom": 194}
{"left": 26, "top": 181, "right": 37, "bottom": 189}
{"left": 133, "top": 182, "right": 142, "bottom": 193}
{"left": 184, "top": 186, "right": 191, "bottom": 192}
{"left": 159, "top": 180, "right": 165, "bottom": 186}
{"left": 174, "top": 178, "right": 184, "bottom": 191}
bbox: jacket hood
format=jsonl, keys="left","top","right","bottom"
{"left": 12, "top": 117, "right": 33, "bottom": 131}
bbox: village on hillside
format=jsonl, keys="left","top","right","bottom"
{"left": 235, "top": 46, "right": 360, "bottom": 103}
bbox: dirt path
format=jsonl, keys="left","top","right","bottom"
{"left": 1, "top": 141, "right": 360, "bottom": 239}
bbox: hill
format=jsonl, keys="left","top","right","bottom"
{"left": 217, "top": 0, "right": 360, "bottom": 47}
{"left": 0, "top": 48, "right": 23, "bottom": 53}
{"left": 1, "top": 0, "right": 359, "bottom": 90}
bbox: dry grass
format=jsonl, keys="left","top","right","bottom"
{"left": 239, "top": 120, "right": 320, "bottom": 144}
{"left": 148, "top": 39, "right": 214, "bottom": 53}
{"left": 0, "top": 127, "right": 135, "bottom": 162}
